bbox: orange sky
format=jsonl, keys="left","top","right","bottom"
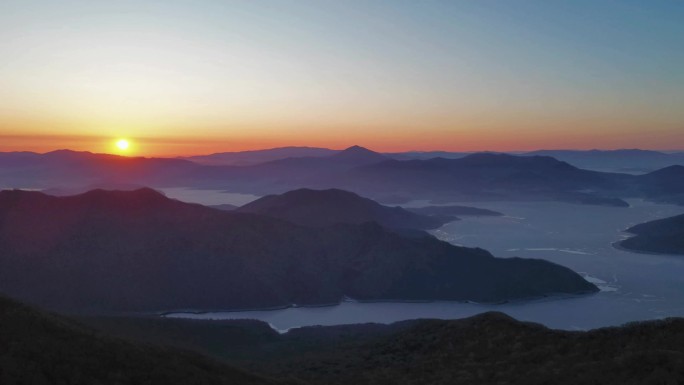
{"left": 1, "top": 1, "right": 683, "bottom": 157}
{"left": 1, "top": 122, "right": 682, "bottom": 158}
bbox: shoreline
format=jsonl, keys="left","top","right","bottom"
{"left": 611, "top": 240, "right": 684, "bottom": 257}
{"left": 158, "top": 290, "right": 599, "bottom": 318}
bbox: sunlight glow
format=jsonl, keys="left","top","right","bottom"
{"left": 116, "top": 139, "right": 130, "bottom": 152}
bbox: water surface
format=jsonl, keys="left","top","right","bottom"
{"left": 166, "top": 199, "right": 684, "bottom": 331}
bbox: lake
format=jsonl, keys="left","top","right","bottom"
{"left": 166, "top": 198, "right": 684, "bottom": 331}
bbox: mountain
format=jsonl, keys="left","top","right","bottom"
{"left": 182, "top": 146, "right": 338, "bottom": 166}
{"left": 385, "top": 151, "right": 474, "bottom": 160}
{"left": 0, "top": 188, "right": 596, "bottom": 313}
{"left": 330, "top": 145, "right": 388, "bottom": 164}
{"left": 237, "top": 188, "right": 452, "bottom": 230}
{"left": 81, "top": 311, "right": 684, "bottom": 385}
{"left": 181, "top": 145, "right": 390, "bottom": 194}
{"left": 6, "top": 148, "right": 683, "bottom": 206}
{"left": 525, "top": 149, "right": 684, "bottom": 173}
{"left": 0, "top": 294, "right": 283, "bottom": 385}
{"left": 0, "top": 149, "right": 199, "bottom": 189}
{"left": 339, "top": 153, "right": 632, "bottom": 205}
{"left": 632, "top": 166, "right": 684, "bottom": 206}
{"left": 262, "top": 312, "right": 684, "bottom": 385}
{"left": 619, "top": 213, "right": 684, "bottom": 255}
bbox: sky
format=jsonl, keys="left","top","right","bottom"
{"left": 1, "top": 0, "right": 683, "bottom": 156}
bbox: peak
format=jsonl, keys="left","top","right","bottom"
{"left": 332, "top": 146, "right": 386, "bottom": 162}
{"left": 341, "top": 145, "right": 375, "bottom": 153}
{"left": 266, "top": 188, "right": 365, "bottom": 203}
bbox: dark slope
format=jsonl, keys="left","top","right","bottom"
{"left": 237, "top": 188, "right": 452, "bottom": 230}
{"left": 635, "top": 165, "right": 684, "bottom": 205}
{"left": 619, "top": 213, "right": 684, "bottom": 255}
{"left": 80, "top": 315, "right": 417, "bottom": 364}
{"left": 81, "top": 312, "right": 684, "bottom": 385}
{"left": 268, "top": 312, "right": 684, "bottom": 385}
{"left": 0, "top": 295, "right": 284, "bottom": 385}
{"left": 0, "top": 189, "right": 596, "bottom": 313}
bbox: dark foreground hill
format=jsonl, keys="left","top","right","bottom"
{"left": 237, "top": 188, "right": 453, "bottom": 230}
{"left": 81, "top": 311, "right": 684, "bottom": 385}
{"left": 619, "top": 213, "right": 684, "bottom": 255}
{"left": 0, "top": 295, "right": 284, "bottom": 385}
{"left": 0, "top": 188, "right": 596, "bottom": 313}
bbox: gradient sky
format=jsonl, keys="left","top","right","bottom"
{"left": 1, "top": 0, "right": 683, "bottom": 156}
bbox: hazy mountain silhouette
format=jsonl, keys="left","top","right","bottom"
{"left": 525, "top": 149, "right": 684, "bottom": 173}
{"left": 237, "top": 188, "right": 453, "bottom": 230}
{"left": 330, "top": 145, "right": 388, "bottom": 163}
{"left": 339, "top": 153, "right": 631, "bottom": 205}
{"left": 0, "top": 149, "right": 198, "bottom": 188}
{"left": 619, "top": 213, "right": 684, "bottom": 255}
{"left": 4, "top": 148, "right": 684, "bottom": 206}
{"left": 181, "top": 145, "right": 389, "bottom": 193}
{"left": 384, "top": 150, "right": 474, "bottom": 160}
{"left": 0, "top": 189, "right": 596, "bottom": 313}
{"left": 182, "top": 146, "right": 337, "bottom": 166}
{"left": 0, "top": 294, "right": 284, "bottom": 385}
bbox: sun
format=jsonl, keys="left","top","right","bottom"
{"left": 115, "top": 139, "right": 130, "bottom": 152}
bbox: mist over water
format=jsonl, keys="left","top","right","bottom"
{"left": 158, "top": 188, "right": 260, "bottom": 206}
{"left": 167, "top": 198, "right": 684, "bottom": 331}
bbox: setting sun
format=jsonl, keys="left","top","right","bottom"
{"left": 115, "top": 139, "right": 130, "bottom": 152}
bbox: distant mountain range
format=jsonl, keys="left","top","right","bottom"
{"left": 524, "top": 149, "right": 684, "bottom": 173}
{"left": 182, "top": 146, "right": 684, "bottom": 173}
{"left": 0, "top": 188, "right": 595, "bottom": 313}
{"left": 619, "top": 213, "right": 684, "bottom": 255}
{"left": 2, "top": 146, "right": 684, "bottom": 207}
{"left": 182, "top": 146, "right": 338, "bottom": 165}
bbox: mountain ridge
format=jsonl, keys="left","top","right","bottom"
{"left": 237, "top": 188, "right": 453, "bottom": 230}
{"left": 0, "top": 188, "right": 597, "bottom": 313}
